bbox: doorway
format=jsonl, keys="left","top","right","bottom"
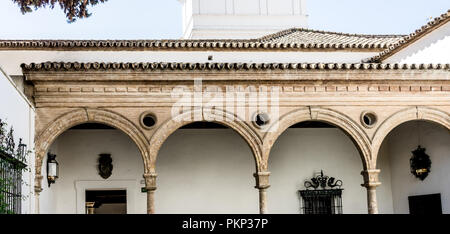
{"left": 85, "top": 190, "right": 127, "bottom": 214}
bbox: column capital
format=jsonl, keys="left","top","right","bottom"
{"left": 34, "top": 175, "right": 43, "bottom": 194}
{"left": 361, "top": 169, "right": 381, "bottom": 188}
{"left": 143, "top": 173, "right": 158, "bottom": 191}
{"left": 253, "top": 171, "right": 270, "bottom": 189}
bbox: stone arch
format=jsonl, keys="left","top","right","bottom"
{"left": 262, "top": 107, "right": 372, "bottom": 171}
{"left": 148, "top": 108, "right": 264, "bottom": 172}
{"left": 34, "top": 108, "right": 150, "bottom": 179}
{"left": 371, "top": 106, "right": 450, "bottom": 166}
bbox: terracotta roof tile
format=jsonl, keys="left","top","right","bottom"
{"left": 0, "top": 29, "right": 403, "bottom": 51}
{"left": 21, "top": 62, "right": 450, "bottom": 72}
{"left": 368, "top": 9, "right": 450, "bottom": 62}
{"left": 258, "top": 28, "right": 403, "bottom": 49}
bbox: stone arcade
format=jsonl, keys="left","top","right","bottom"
{"left": 0, "top": 0, "right": 449, "bottom": 214}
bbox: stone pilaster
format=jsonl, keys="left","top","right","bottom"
{"left": 143, "top": 173, "right": 157, "bottom": 214}
{"left": 361, "top": 169, "right": 381, "bottom": 214}
{"left": 254, "top": 171, "right": 270, "bottom": 214}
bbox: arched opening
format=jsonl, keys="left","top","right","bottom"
{"left": 376, "top": 120, "right": 450, "bottom": 214}
{"left": 155, "top": 121, "right": 259, "bottom": 213}
{"left": 38, "top": 123, "right": 146, "bottom": 214}
{"left": 267, "top": 121, "right": 371, "bottom": 214}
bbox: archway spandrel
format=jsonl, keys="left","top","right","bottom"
{"left": 262, "top": 107, "right": 371, "bottom": 171}
{"left": 34, "top": 108, "right": 151, "bottom": 189}
{"left": 148, "top": 108, "right": 264, "bottom": 172}
{"left": 371, "top": 106, "right": 450, "bottom": 167}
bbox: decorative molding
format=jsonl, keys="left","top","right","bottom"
{"left": 33, "top": 84, "right": 450, "bottom": 95}
{"left": 22, "top": 62, "right": 450, "bottom": 72}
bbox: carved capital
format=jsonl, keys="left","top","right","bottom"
{"left": 34, "top": 175, "right": 43, "bottom": 194}
{"left": 143, "top": 173, "right": 158, "bottom": 191}
{"left": 254, "top": 171, "right": 271, "bottom": 189}
{"left": 361, "top": 169, "right": 381, "bottom": 188}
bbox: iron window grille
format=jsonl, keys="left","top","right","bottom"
{"left": 298, "top": 170, "right": 343, "bottom": 214}
{"left": 0, "top": 119, "right": 27, "bottom": 214}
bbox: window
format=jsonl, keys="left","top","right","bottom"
{"left": 298, "top": 171, "right": 343, "bottom": 214}
{"left": 299, "top": 189, "right": 343, "bottom": 214}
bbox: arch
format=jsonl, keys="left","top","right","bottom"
{"left": 263, "top": 107, "right": 372, "bottom": 170}
{"left": 372, "top": 106, "right": 450, "bottom": 166}
{"left": 148, "top": 108, "right": 263, "bottom": 172}
{"left": 34, "top": 108, "right": 150, "bottom": 177}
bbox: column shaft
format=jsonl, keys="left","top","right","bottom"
{"left": 254, "top": 172, "right": 270, "bottom": 214}
{"left": 143, "top": 173, "right": 157, "bottom": 214}
{"left": 361, "top": 169, "right": 381, "bottom": 214}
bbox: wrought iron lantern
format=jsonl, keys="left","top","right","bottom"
{"left": 17, "top": 138, "right": 27, "bottom": 162}
{"left": 410, "top": 145, "right": 431, "bottom": 181}
{"left": 47, "top": 153, "right": 59, "bottom": 187}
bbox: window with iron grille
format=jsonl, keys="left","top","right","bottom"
{"left": 298, "top": 171, "right": 343, "bottom": 214}
{"left": 0, "top": 119, "right": 28, "bottom": 214}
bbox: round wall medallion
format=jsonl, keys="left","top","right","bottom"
{"left": 253, "top": 112, "right": 271, "bottom": 128}
{"left": 140, "top": 112, "right": 157, "bottom": 129}
{"left": 360, "top": 111, "right": 377, "bottom": 128}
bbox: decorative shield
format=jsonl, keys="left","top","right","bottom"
{"left": 98, "top": 154, "right": 113, "bottom": 179}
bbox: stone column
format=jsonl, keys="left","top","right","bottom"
{"left": 143, "top": 173, "right": 157, "bottom": 214}
{"left": 34, "top": 174, "right": 43, "bottom": 214}
{"left": 254, "top": 171, "right": 270, "bottom": 214}
{"left": 361, "top": 169, "right": 381, "bottom": 214}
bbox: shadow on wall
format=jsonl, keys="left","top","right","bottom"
{"left": 378, "top": 120, "right": 450, "bottom": 214}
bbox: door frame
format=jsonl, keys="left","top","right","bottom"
{"left": 75, "top": 180, "right": 138, "bottom": 214}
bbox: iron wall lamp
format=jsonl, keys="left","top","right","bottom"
{"left": 47, "top": 153, "right": 59, "bottom": 187}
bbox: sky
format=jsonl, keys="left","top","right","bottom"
{"left": 0, "top": 0, "right": 449, "bottom": 39}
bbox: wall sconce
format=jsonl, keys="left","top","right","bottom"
{"left": 410, "top": 145, "right": 431, "bottom": 181}
{"left": 47, "top": 153, "right": 59, "bottom": 187}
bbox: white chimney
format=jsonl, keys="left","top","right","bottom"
{"left": 179, "top": 0, "right": 308, "bottom": 39}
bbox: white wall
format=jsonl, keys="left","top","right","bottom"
{"left": 40, "top": 126, "right": 396, "bottom": 214}
{"left": 379, "top": 121, "right": 450, "bottom": 214}
{"left": 180, "top": 0, "right": 308, "bottom": 39}
{"left": 0, "top": 66, "right": 35, "bottom": 214}
{"left": 268, "top": 128, "right": 393, "bottom": 214}
{"left": 41, "top": 129, "right": 146, "bottom": 214}
{"left": 385, "top": 22, "right": 450, "bottom": 64}
{"left": 0, "top": 50, "right": 380, "bottom": 76}
{"left": 156, "top": 129, "right": 258, "bottom": 213}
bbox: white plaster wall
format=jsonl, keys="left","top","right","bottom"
{"left": 376, "top": 141, "right": 395, "bottom": 214}
{"left": 39, "top": 144, "right": 58, "bottom": 214}
{"left": 156, "top": 129, "right": 258, "bottom": 214}
{"left": 41, "top": 129, "right": 147, "bottom": 214}
{"left": 0, "top": 66, "right": 35, "bottom": 214}
{"left": 267, "top": 128, "right": 393, "bottom": 214}
{"left": 385, "top": 22, "right": 450, "bottom": 64}
{"left": 379, "top": 121, "right": 450, "bottom": 214}
{"left": 39, "top": 127, "right": 394, "bottom": 214}
{"left": 0, "top": 50, "right": 379, "bottom": 76}
{"left": 180, "top": 0, "right": 308, "bottom": 39}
